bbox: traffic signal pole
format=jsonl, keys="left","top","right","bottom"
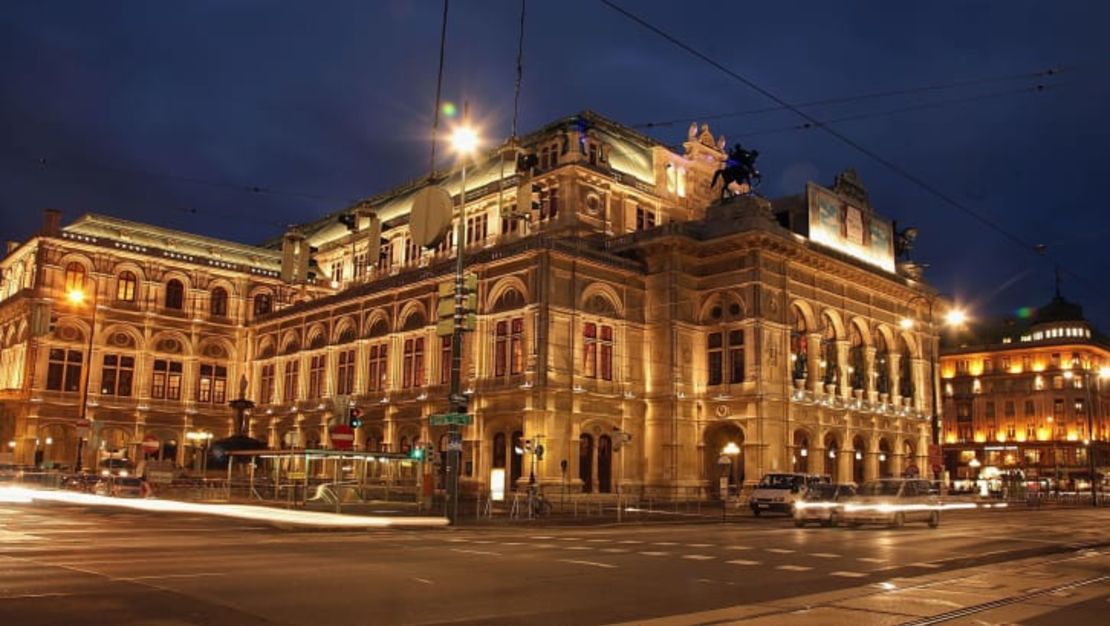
{"left": 445, "top": 146, "right": 468, "bottom": 526}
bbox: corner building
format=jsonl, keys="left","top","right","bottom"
{"left": 0, "top": 112, "right": 939, "bottom": 498}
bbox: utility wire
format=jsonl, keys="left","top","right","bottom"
{"left": 427, "top": 0, "right": 451, "bottom": 177}
{"left": 632, "top": 65, "right": 1066, "bottom": 129}
{"left": 511, "top": 0, "right": 527, "bottom": 139}
{"left": 599, "top": 1, "right": 1043, "bottom": 255}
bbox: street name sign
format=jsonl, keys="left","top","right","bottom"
{"left": 429, "top": 413, "right": 472, "bottom": 426}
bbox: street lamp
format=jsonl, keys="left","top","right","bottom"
{"left": 67, "top": 286, "right": 99, "bottom": 472}
{"left": 443, "top": 105, "right": 481, "bottom": 526}
{"left": 899, "top": 295, "right": 969, "bottom": 449}
{"left": 1074, "top": 358, "right": 1109, "bottom": 507}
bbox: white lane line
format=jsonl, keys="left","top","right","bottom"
{"left": 908, "top": 562, "right": 942, "bottom": 569}
{"left": 559, "top": 559, "right": 617, "bottom": 569}
{"left": 531, "top": 543, "right": 557, "bottom": 549}
{"left": 857, "top": 557, "right": 886, "bottom": 563}
{"left": 531, "top": 535, "right": 553, "bottom": 539}
{"left": 557, "top": 537, "right": 582, "bottom": 541}
{"left": 775, "top": 565, "right": 812, "bottom": 572}
{"left": 830, "top": 571, "right": 868, "bottom": 578}
{"left": 503, "top": 542, "right": 524, "bottom": 546}
{"left": 683, "top": 555, "right": 715, "bottom": 561}
{"left": 652, "top": 541, "right": 679, "bottom": 546}
{"left": 586, "top": 538, "right": 608, "bottom": 543}
{"left": 685, "top": 543, "right": 712, "bottom": 547}
{"left": 450, "top": 548, "right": 500, "bottom": 557}
{"left": 601, "top": 548, "right": 630, "bottom": 553}
{"left": 765, "top": 548, "right": 795, "bottom": 554}
{"left": 412, "top": 577, "right": 433, "bottom": 585}
{"left": 618, "top": 540, "right": 644, "bottom": 544}
{"left": 639, "top": 551, "right": 668, "bottom": 556}
{"left": 470, "top": 540, "right": 494, "bottom": 544}
{"left": 446, "top": 538, "right": 469, "bottom": 543}
{"left": 726, "top": 559, "right": 761, "bottom": 566}
{"left": 116, "top": 572, "right": 225, "bottom": 581}
{"left": 565, "top": 546, "right": 591, "bottom": 551}
{"left": 726, "top": 545, "right": 753, "bottom": 551}
{"left": 811, "top": 553, "right": 840, "bottom": 558}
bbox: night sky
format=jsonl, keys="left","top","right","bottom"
{"left": 3, "top": 1, "right": 1108, "bottom": 328}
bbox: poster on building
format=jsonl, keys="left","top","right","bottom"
{"left": 806, "top": 184, "right": 895, "bottom": 273}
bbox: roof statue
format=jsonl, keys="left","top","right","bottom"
{"left": 711, "top": 143, "right": 761, "bottom": 199}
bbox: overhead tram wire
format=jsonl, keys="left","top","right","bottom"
{"left": 599, "top": 1, "right": 1070, "bottom": 266}
{"left": 427, "top": 0, "right": 451, "bottom": 179}
{"left": 499, "top": 0, "right": 529, "bottom": 220}
{"left": 631, "top": 64, "right": 1067, "bottom": 129}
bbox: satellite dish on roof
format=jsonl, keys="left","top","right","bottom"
{"left": 409, "top": 186, "right": 454, "bottom": 248}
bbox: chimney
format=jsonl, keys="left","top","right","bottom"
{"left": 280, "top": 227, "right": 310, "bottom": 283}
{"left": 42, "top": 209, "right": 62, "bottom": 237}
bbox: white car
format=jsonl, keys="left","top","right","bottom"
{"left": 793, "top": 483, "right": 856, "bottom": 527}
{"left": 842, "top": 479, "right": 941, "bottom": 528}
{"left": 749, "top": 473, "right": 828, "bottom": 516}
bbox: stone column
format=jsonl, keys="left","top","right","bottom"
{"left": 838, "top": 445, "right": 854, "bottom": 483}
{"left": 864, "top": 347, "right": 877, "bottom": 401}
{"left": 865, "top": 450, "right": 880, "bottom": 481}
{"left": 836, "top": 340, "right": 851, "bottom": 398}
{"left": 891, "top": 452, "right": 905, "bottom": 477}
{"left": 807, "top": 332, "right": 822, "bottom": 393}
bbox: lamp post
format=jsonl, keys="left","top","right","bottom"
{"left": 1074, "top": 362, "right": 1109, "bottom": 507}
{"left": 444, "top": 106, "right": 480, "bottom": 525}
{"left": 67, "top": 286, "right": 99, "bottom": 472}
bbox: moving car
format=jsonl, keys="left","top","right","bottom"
{"left": 842, "top": 478, "right": 941, "bottom": 528}
{"left": 749, "top": 473, "right": 829, "bottom": 516}
{"left": 793, "top": 483, "right": 856, "bottom": 527}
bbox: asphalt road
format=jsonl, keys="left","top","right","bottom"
{"left": 1, "top": 503, "right": 1107, "bottom": 625}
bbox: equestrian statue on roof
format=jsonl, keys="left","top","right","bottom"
{"left": 711, "top": 143, "right": 761, "bottom": 199}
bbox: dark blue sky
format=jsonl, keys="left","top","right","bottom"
{"left": 3, "top": 1, "right": 1108, "bottom": 327}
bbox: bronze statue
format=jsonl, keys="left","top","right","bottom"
{"left": 711, "top": 143, "right": 761, "bottom": 198}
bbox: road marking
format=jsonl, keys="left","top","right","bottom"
{"left": 558, "top": 537, "right": 582, "bottom": 541}
{"left": 683, "top": 555, "right": 715, "bottom": 560}
{"left": 116, "top": 572, "right": 225, "bottom": 581}
{"left": 775, "top": 565, "right": 812, "bottom": 572}
{"left": 559, "top": 559, "right": 617, "bottom": 569}
{"left": 601, "top": 548, "right": 630, "bottom": 553}
{"left": 618, "top": 540, "right": 644, "bottom": 544}
{"left": 470, "top": 540, "right": 494, "bottom": 544}
{"left": 639, "top": 551, "right": 668, "bottom": 556}
{"left": 830, "top": 571, "right": 868, "bottom": 578}
{"left": 765, "top": 548, "right": 795, "bottom": 554}
{"left": 446, "top": 538, "right": 469, "bottom": 543}
{"left": 566, "top": 546, "right": 591, "bottom": 551}
{"left": 531, "top": 543, "right": 557, "bottom": 549}
{"left": 587, "top": 538, "right": 608, "bottom": 543}
{"left": 811, "top": 552, "right": 840, "bottom": 558}
{"left": 412, "top": 577, "right": 433, "bottom": 585}
{"left": 857, "top": 557, "right": 886, "bottom": 563}
{"left": 451, "top": 548, "right": 500, "bottom": 557}
{"left": 652, "top": 541, "right": 678, "bottom": 546}
{"left": 908, "top": 562, "right": 942, "bottom": 569}
{"left": 531, "top": 535, "right": 553, "bottom": 539}
{"left": 726, "top": 545, "right": 753, "bottom": 551}
{"left": 685, "top": 543, "right": 712, "bottom": 547}
{"left": 503, "top": 542, "right": 524, "bottom": 546}
{"left": 726, "top": 559, "right": 761, "bottom": 566}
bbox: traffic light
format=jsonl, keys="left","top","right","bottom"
{"left": 436, "top": 273, "right": 478, "bottom": 337}
{"left": 348, "top": 407, "right": 363, "bottom": 429}
{"left": 535, "top": 444, "right": 544, "bottom": 461}
{"left": 410, "top": 446, "right": 424, "bottom": 461}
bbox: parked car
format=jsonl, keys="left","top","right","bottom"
{"left": 98, "top": 458, "right": 136, "bottom": 477}
{"left": 793, "top": 483, "right": 856, "bottom": 527}
{"left": 749, "top": 473, "right": 829, "bottom": 516}
{"left": 62, "top": 473, "right": 100, "bottom": 493}
{"left": 842, "top": 478, "right": 941, "bottom": 528}
{"left": 94, "top": 476, "right": 151, "bottom": 498}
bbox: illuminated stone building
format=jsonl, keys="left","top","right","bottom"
{"left": 0, "top": 111, "right": 939, "bottom": 496}
{"left": 940, "top": 294, "right": 1110, "bottom": 490}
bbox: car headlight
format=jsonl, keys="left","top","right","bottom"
{"left": 119, "top": 470, "right": 129, "bottom": 477}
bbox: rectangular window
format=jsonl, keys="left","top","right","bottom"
{"left": 583, "top": 323, "right": 597, "bottom": 379}
{"left": 353, "top": 252, "right": 367, "bottom": 278}
{"left": 283, "top": 360, "right": 299, "bottom": 401}
{"left": 599, "top": 325, "right": 613, "bottom": 381}
{"left": 46, "top": 348, "right": 83, "bottom": 392}
{"left": 337, "top": 349, "right": 355, "bottom": 395}
{"left": 495, "top": 320, "right": 508, "bottom": 377}
{"left": 1004, "top": 400, "right": 1015, "bottom": 417}
{"left": 540, "top": 187, "right": 558, "bottom": 221}
{"left": 728, "top": 329, "right": 744, "bottom": 384}
{"left": 377, "top": 242, "right": 393, "bottom": 272}
{"left": 493, "top": 317, "right": 525, "bottom": 378}
{"left": 154, "top": 357, "right": 184, "bottom": 401}
{"left": 368, "top": 344, "right": 388, "bottom": 392}
{"left": 635, "top": 206, "right": 656, "bottom": 231}
{"left": 466, "top": 214, "right": 488, "bottom": 246}
{"left": 510, "top": 318, "right": 524, "bottom": 375}
{"left": 403, "top": 338, "right": 425, "bottom": 388}
{"left": 330, "top": 261, "right": 344, "bottom": 283}
{"left": 259, "top": 363, "right": 275, "bottom": 404}
{"left": 985, "top": 401, "right": 995, "bottom": 418}
{"left": 308, "top": 354, "right": 327, "bottom": 399}
{"left": 100, "top": 354, "right": 134, "bottom": 397}
{"left": 1001, "top": 357, "right": 1011, "bottom": 371}
{"left": 707, "top": 332, "right": 723, "bottom": 386}
{"left": 1075, "top": 399, "right": 1086, "bottom": 416}
{"left": 501, "top": 206, "right": 520, "bottom": 235}
{"left": 197, "top": 363, "right": 227, "bottom": 404}
{"left": 440, "top": 336, "right": 452, "bottom": 385}
{"left": 1052, "top": 376, "right": 1064, "bottom": 389}
{"left": 404, "top": 237, "right": 420, "bottom": 264}
{"left": 1024, "top": 400, "right": 1035, "bottom": 416}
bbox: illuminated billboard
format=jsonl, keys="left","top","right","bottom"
{"left": 806, "top": 183, "right": 895, "bottom": 273}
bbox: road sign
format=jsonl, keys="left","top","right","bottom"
{"left": 141, "top": 435, "right": 160, "bottom": 454}
{"left": 75, "top": 419, "right": 91, "bottom": 438}
{"left": 329, "top": 425, "right": 354, "bottom": 450}
{"left": 430, "top": 413, "right": 472, "bottom": 426}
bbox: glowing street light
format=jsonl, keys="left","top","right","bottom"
{"left": 944, "top": 309, "right": 968, "bottom": 327}
{"left": 66, "top": 288, "right": 86, "bottom": 305}
{"left": 722, "top": 441, "right": 741, "bottom": 456}
{"left": 450, "top": 125, "right": 480, "bottom": 155}
{"left": 899, "top": 318, "right": 915, "bottom": 330}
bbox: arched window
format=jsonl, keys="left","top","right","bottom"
{"left": 210, "top": 287, "right": 228, "bottom": 317}
{"left": 165, "top": 279, "right": 184, "bottom": 310}
{"left": 821, "top": 316, "right": 839, "bottom": 386}
{"left": 849, "top": 324, "right": 865, "bottom": 390}
{"left": 116, "top": 271, "right": 137, "bottom": 302}
{"left": 253, "top": 293, "right": 272, "bottom": 316}
{"left": 899, "top": 337, "right": 915, "bottom": 399}
{"left": 790, "top": 306, "right": 808, "bottom": 381}
{"left": 875, "top": 334, "right": 890, "bottom": 394}
{"left": 64, "top": 262, "right": 86, "bottom": 293}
